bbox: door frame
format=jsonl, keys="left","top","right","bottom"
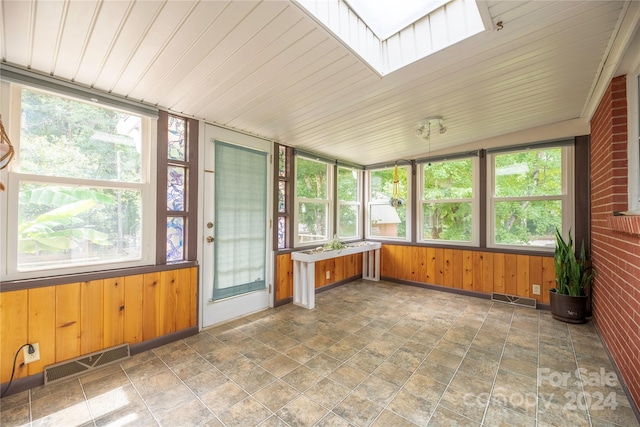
{"left": 197, "top": 123, "right": 274, "bottom": 329}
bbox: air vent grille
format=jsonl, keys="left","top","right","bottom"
{"left": 491, "top": 292, "right": 537, "bottom": 309}
{"left": 44, "top": 343, "right": 130, "bottom": 384}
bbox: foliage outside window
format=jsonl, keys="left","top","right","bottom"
{"left": 295, "top": 156, "right": 331, "bottom": 245}
{"left": 490, "top": 146, "right": 569, "bottom": 249}
{"left": 367, "top": 165, "right": 409, "bottom": 240}
{"left": 419, "top": 159, "right": 476, "bottom": 243}
{"left": 337, "top": 167, "right": 361, "bottom": 239}
{"left": 6, "top": 86, "right": 151, "bottom": 276}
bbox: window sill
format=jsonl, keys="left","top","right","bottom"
{"left": 607, "top": 215, "right": 640, "bottom": 236}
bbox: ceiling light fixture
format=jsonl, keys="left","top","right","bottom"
{"left": 415, "top": 116, "right": 447, "bottom": 140}
{"left": 416, "top": 116, "right": 446, "bottom": 165}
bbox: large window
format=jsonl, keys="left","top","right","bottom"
{"left": 488, "top": 145, "right": 572, "bottom": 249}
{"left": 295, "top": 156, "right": 331, "bottom": 245}
{"left": 418, "top": 158, "right": 478, "bottom": 244}
{"left": 2, "top": 85, "right": 154, "bottom": 279}
{"left": 337, "top": 166, "right": 362, "bottom": 239}
{"left": 367, "top": 165, "right": 410, "bottom": 240}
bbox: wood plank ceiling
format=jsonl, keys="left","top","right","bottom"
{"left": 0, "top": 0, "right": 634, "bottom": 165}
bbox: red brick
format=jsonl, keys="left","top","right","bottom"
{"left": 591, "top": 75, "right": 640, "bottom": 411}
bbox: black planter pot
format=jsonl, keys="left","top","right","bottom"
{"left": 549, "top": 289, "right": 589, "bottom": 324}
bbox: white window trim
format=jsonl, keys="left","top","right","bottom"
{"left": 337, "top": 167, "right": 362, "bottom": 240}
{"left": 417, "top": 157, "right": 480, "bottom": 246}
{"left": 365, "top": 165, "right": 412, "bottom": 242}
{"left": 627, "top": 68, "right": 640, "bottom": 211}
{"left": 0, "top": 82, "right": 156, "bottom": 281}
{"left": 487, "top": 145, "right": 574, "bottom": 252}
{"left": 294, "top": 157, "right": 333, "bottom": 247}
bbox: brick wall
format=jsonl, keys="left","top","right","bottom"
{"left": 590, "top": 75, "right": 640, "bottom": 409}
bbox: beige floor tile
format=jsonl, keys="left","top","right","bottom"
{"left": 218, "top": 397, "right": 272, "bottom": 427}
{"left": 483, "top": 402, "right": 536, "bottom": 427}
{"left": 427, "top": 406, "right": 480, "bottom": 426}
{"left": 353, "top": 375, "right": 400, "bottom": 406}
{"left": 282, "top": 365, "right": 322, "bottom": 392}
{"left": 386, "top": 389, "right": 435, "bottom": 426}
{"left": 303, "top": 377, "right": 351, "bottom": 410}
{"left": 253, "top": 380, "right": 300, "bottom": 412}
{"left": 276, "top": 394, "right": 328, "bottom": 426}
{"left": 0, "top": 403, "right": 30, "bottom": 427}
{"left": 371, "top": 409, "right": 418, "bottom": 426}
{"left": 332, "top": 393, "right": 383, "bottom": 427}
{"left": 200, "top": 381, "right": 248, "bottom": 415}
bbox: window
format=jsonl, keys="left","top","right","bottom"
{"left": 488, "top": 145, "right": 573, "bottom": 249}
{"left": 418, "top": 158, "right": 478, "bottom": 244}
{"left": 295, "top": 156, "right": 332, "bottom": 245}
{"left": 2, "top": 85, "right": 154, "bottom": 279}
{"left": 276, "top": 145, "right": 292, "bottom": 249}
{"left": 366, "top": 165, "right": 410, "bottom": 240}
{"left": 157, "top": 111, "right": 197, "bottom": 263}
{"left": 337, "top": 166, "right": 362, "bottom": 239}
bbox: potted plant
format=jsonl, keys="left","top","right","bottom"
{"left": 550, "top": 228, "right": 596, "bottom": 323}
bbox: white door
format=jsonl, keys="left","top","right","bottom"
{"left": 201, "top": 124, "right": 273, "bottom": 328}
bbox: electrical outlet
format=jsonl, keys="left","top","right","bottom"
{"left": 532, "top": 284, "right": 541, "bottom": 295}
{"left": 23, "top": 343, "right": 40, "bottom": 364}
{"left": 325, "top": 271, "right": 330, "bottom": 280}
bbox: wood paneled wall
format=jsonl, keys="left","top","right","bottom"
{"left": 380, "top": 245, "right": 555, "bottom": 302}
{"left": 0, "top": 267, "right": 197, "bottom": 383}
{"left": 275, "top": 253, "right": 363, "bottom": 301}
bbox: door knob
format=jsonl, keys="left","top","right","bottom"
{"left": 206, "top": 236, "right": 214, "bottom": 243}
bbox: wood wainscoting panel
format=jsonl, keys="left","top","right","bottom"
{"left": 380, "top": 244, "right": 554, "bottom": 301}
{"left": 27, "top": 286, "right": 56, "bottom": 376}
{"left": 81, "top": 280, "right": 105, "bottom": 355}
{"left": 0, "top": 290, "right": 28, "bottom": 381}
{"left": 0, "top": 267, "right": 197, "bottom": 384}
{"left": 123, "top": 274, "right": 144, "bottom": 345}
{"left": 104, "top": 277, "right": 125, "bottom": 348}
{"left": 275, "top": 253, "right": 293, "bottom": 301}
{"left": 56, "top": 283, "right": 82, "bottom": 363}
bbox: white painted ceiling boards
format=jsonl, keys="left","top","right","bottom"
{"left": 1, "top": 0, "right": 639, "bottom": 165}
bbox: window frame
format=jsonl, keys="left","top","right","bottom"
{"left": 336, "top": 166, "right": 363, "bottom": 241}
{"left": 417, "top": 157, "right": 480, "bottom": 246}
{"left": 156, "top": 111, "right": 198, "bottom": 264}
{"left": 1, "top": 82, "right": 157, "bottom": 281}
{"left": 365, "top": 164, "right": 412, "bottom": 242}
{"left": 294, "top": 155, "right": 333, "bottom": 247}
{"left": 275, "top": 144, "right": 293, "bottom": 250}
{"left": 487, "top": 144, "right": 574, "bottom": 252}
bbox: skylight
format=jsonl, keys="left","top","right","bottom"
{"left": 345, "top": 0, "right": 449, "bottom": 40}
{"left": 296, "top": 0, "right": 488, "bottom": 75}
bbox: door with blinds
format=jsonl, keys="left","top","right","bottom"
{"left": 201, "top": 124, "right": 272, "bottom": 328}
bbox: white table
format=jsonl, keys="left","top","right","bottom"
{"left": 291, "top": 241, "right": 381, "bottom": 309}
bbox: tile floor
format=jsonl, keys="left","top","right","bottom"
{"left": 1, "top": 280, "right": 639, "bottom": 427}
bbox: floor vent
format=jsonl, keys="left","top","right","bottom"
{"left": 491, "top": 292, "right": 537, "bottom": 309}
{"left": 44, "top": 343, "right": 130, "bottom": 384}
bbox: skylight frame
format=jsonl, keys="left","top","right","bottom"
{"left": 294, "top": 0, "right": 490, "bottom": 76}
{"left": 344, "top": 0, "right": 449, "bottom": 40}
